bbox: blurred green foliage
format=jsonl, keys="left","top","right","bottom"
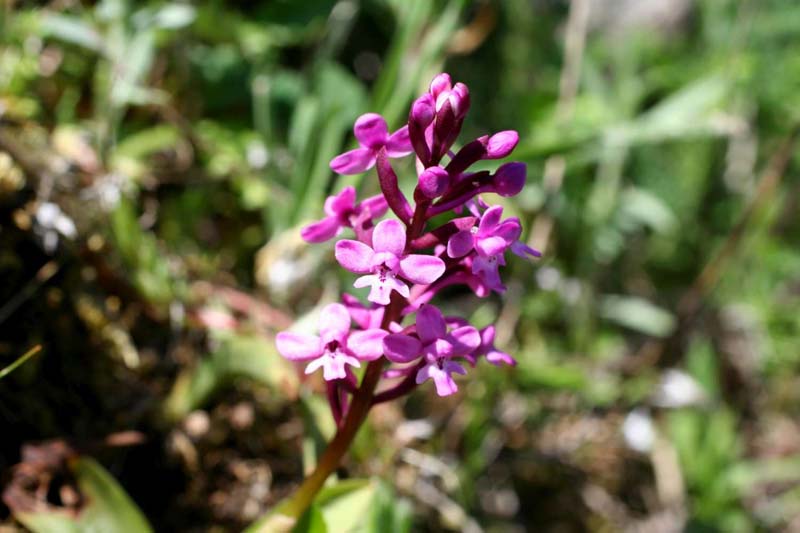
{"left": 2, "top": 0, "right": 800, "bottom": 531}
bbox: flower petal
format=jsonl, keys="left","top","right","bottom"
{"left": 383, "top": 334, "right": 422, "bottom": 363}
{"left": 276, "top": 332, "right": 323, "bottom": 361}
{"left": 486, "top": 349, "right": 516, "bottom": 366}
{"left": 511, "top": 241, "right": 542, "bottom": 259}
{"left": 354, "top": 113, "right": 389, "bottom": 149}
{"left": 372, "top": 218, "right": 406, "bottom": 256}
{"left": 475, "top": 236, "right": 508, "bottom": 257}
{"left": 447, "top": 230, "right": 474, "bottom": 258}
{"left": 399, "top": 254, "right": 445, "bottom": 285}
{"left": 443, "top": 360, "right": 468, "bottom": 376}
{"left": 360, "top": 194, "right": 389, "bottom": 219}
{"left": 426, "top": 364, "right": 459, "bottom": 396}
{"left": 447, "top": 326, "right": 481, "bottom": 356}
{"left": 494, "top": 219, "right": 522, "bottom": 245}
{"left": 335, "top": 239, "right": 375, "bottom": 273}
{"left": 415, "top": 305, "right": 447, "bottom": 345}
{"left": 324, "top": 186, "right": 357, "bottom": 217}
{"left": 300, "top": 216, "right": 342, "bottom": 243}
{"left": 385, "top": 125, "right": 413, "bottom": 157}
{"left": 330, "top": 147, "right": 377, "bottom": 175}
{"left": 304, "top": 356, "right": 326, "bottom": 375}
{"left": 477, "top": 205, "right": 504, "bottom": 235}
{"left": 480, "top": 325, "right": 496, "bottom": 348}
{"left": 347, "top": 329, "right": 388, "bottom": 361}
{"left": 319, "top": 303, "right": 351, "bottom": 344}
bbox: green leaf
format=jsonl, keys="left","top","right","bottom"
{"left": 14, "top": 458, "right": 153, "bottom": 533}
{"left": 600, "top": 295, "right": 676, "bottom": 337}
{"left": 164, "top": 332, "right": 297, "bottom": 421}
{"left": 619, "top": 187, "right": 678, "bottom": 234}
{"left": 40, "top": 14, "right": 104, "bottom": 52}
{"left": 293, "top": 504, "right": 328, "bottom": 533}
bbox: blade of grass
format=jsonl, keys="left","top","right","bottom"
{"left": 0, "top": 345, "right": 43, "bottom": 379}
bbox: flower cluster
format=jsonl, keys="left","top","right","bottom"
{"left": 276, "top": 73, "right": 539, "bottom": 422}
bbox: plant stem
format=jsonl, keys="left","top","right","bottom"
{"left": 279, "top": 296, "right": 404, "bottom": 520}
{"left": 280, "top": 359, "right": 384, "bottom": 519}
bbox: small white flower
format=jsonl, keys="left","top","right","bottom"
{"left": 652, "top": 369, "right": 707, "bottom": 408}
{"left": 34, "top": 202, "right": 76, "bottom": 253}
{"left": 623, "top": 408, "right": 655, "bottom": 453}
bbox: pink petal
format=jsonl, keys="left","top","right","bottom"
{"left": 353, "top": 113, "right": 389, "bottom": 149}
{"left": 475, "top": 236, "right": 508, "bottom": 257}
{"left": 319, "top": 303, "right": 351, "bottom": 344}
{"left": 415, "top": 305, "right": 447, "bottom": 345}
{"left": 447, "top": 326, "right": 481, "bottom": 356}
{"left": 384, "top": 334, "right": 422, "bottom": 363}
{"left": 385, "top": 125, "right": 413, "bottom": 157}
{"left": 324, "top": 186, "right": 356, "bottom": 217}
{"left": 446, "top": 230, "right": 475, "bottom": 258}
{"left": 372, "top": 219, "right": 406, "bottom": 256}
{"left": 486, "top": 349, "right": 516, "bottom": 366}
{"left": 495, "top": 219, "right": 522, "bottom": 245}
{"left": 399, "top": 254, "right": 445, "bottom": 285}
{"left": 347, "top": 329, "right": 388, "bottom": 361}
{"left": 415, "top": 363, "right": 434, "bottom": 384}
{"left": 511, "top": 241, "right": 542, "bottom": 259}
{"left": 481, "top": 325, "right": 496, "bottom": 347}
{"left": 335, "top": 239, "right": 375, "bottom": 273}
{"left": 360, "top": 194, "right": 389, "bottom": 219}
{"left": 421, "top": 364, "right": 459, "bottom": 396}
{"left": 478, "top": 205, "right": 504, "bottom": 235}
{"left": 443, "top": 360, "right": 468, "bottom": 376}
{"left": 301, "top": 216, "right": 342, "bottom": 243}
{"left": 276, "top": 332, "right": 323, "bottom": 361}
{"left": 354, "top": 274, "right": 408, "bottom": 305}
{"left": 472, "top": 256, "right": 505, "bottom": 292}
{"left": 330, "top": 147, "right": 377, "bottom": 175}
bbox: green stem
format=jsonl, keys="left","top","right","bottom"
{"left": 279, "top": 296, "right": 404, "bottom": 520}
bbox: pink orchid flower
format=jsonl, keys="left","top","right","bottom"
{"left": 275, "top": 303, "right": 387, "bottom": 381}
{"left": 334, "top": 219, "right": 445, "bottom": 305}
{"left": 329, "top": 113, "right": 413, "bottom": 175}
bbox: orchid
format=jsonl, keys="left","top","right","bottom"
{"left": 275, "top": 303, "right": 386, "bottom": 381}
{"left": 334, "top": 219, "right": 445, "bottom": 305}
{"left": 301, "top": 186, "right": 388, "bottom": 243}
{"left": 383, "top": 305, "right": 480, "bottom": 396}
{"left": 274, "top": 73, "right": 541, "bottom": 520}
{"left": 329, "top": 113, "right": 413, "bottom": 175}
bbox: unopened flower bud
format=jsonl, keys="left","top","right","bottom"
{"left": 418, "top": 166, "right": 450, "bottom": 198}
{"left": 492, "top": 162, "right": 526, "bottom": 197}
{"left": 429, "top": 73, "right": 452, "bottom": 99}
{"left": 486, "top": 130, "right": 519, "bottom": 159}
{"left": 410, "top": 94, "right": 435, "bottom": 128}
{"left": 449, "top": 83, "right": 470, "bottom": 119}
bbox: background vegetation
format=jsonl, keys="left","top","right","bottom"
{"left": 1, "top": 0, "right": 799, "bottom": 531}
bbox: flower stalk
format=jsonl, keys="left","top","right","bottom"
{"left": 272, "top": 73, "right": 541, "bottom": 521}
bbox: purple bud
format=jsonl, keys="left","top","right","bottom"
{"left": 429, "top": 73, "right": 452, "bottom": 99}
{"left": 449, "top": 83, "right": 470, "bottom": 119}
{"left": 410, "top": 94, "right": 435, "bottom": 127}
{"left": 418, "top": 166, "right": 450, "bottom": 198}
{"left": 486, "top": 130, "right": 519, "bottom": 159}
{"left": 492, "top": 162, "right": 526, "bottom": 197}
